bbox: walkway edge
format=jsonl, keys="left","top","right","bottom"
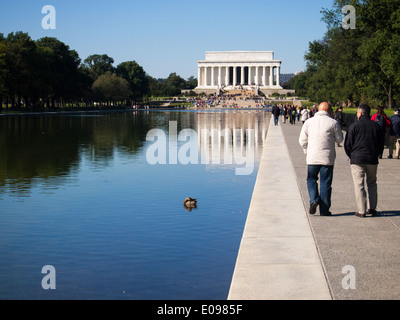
{"left": 227, "top": 118, "right": 332, "bottom": 300}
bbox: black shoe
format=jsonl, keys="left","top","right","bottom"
{"left": 321, "top": 212, "right": 332, "bottom": 216}
{"left": 355, "top": 212, "right": 366, "bottom": 218}
{"left": 388, "top": 155, "right": 393, "bottom": 159}
{"left": 368, "top": 209, "right": 377, "bottom": 216}
{"left": 309, "top": 202, "right": 318, "bottom": 215}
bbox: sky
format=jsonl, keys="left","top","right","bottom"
{"left": 0, "top": 0, "right": 335, "bottom": 79}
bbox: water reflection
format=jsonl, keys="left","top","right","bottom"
{"left": 0, "top": 110, "right": 271, "bottom": 300}
{"left": 0, "top": 113, "right": 151, "bottom": 196}
{"left": 0, "top": 110, "right": 269, "bottom": 196}
{"left": 196, "top": 111, "right": 269, "bottom": 175}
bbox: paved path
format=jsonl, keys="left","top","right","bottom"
{"left": 229, "top": 116, "right": 400, "bottom": 300}
{"left": 228, "top": 118, "right": 331, "bottom": 300}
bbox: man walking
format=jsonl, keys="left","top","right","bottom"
{"left": 299, "top": 102, "right": 344, "bottom": 216}
{"left": 344, "top": 104, "right": 385, "bottom": 218}
{"left": 389, "top": 108, "right": 400, "bottom": 159}
{"left": 272, "top": 104, "right": 280, "bottom": 126}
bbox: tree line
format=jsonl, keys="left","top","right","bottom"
{"left": 287, "top": 0, "right": 400, "bottom": 108}
{"left": 0, "top": 31, "right": 197, "bottom": 111}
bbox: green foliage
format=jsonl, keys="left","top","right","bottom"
{"left": 92, "top": 73, "right": 130, "bottom": 102}
{"left": 83, "top": 54, "right": 115, "bottom": 77}
{"left": 116, "top": 61, "right": 149, "bottom": 101}
{"left": 290, "top": 0, "right": 400, "bottom": 108}
{"left": 0, "top": 30, "right": 197, "bottom": 109}
{"left": 0, "top": 34, "right": 5, "bottom": 98}
{"left": 147, "top": 73, "right": 197, "bottom": 97}
{"left": 36, "top": 37, "right": 83, "bottom": 103}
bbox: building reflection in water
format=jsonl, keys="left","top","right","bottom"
{"left": 196, "top": 110, "right": 270, "bottom": 175}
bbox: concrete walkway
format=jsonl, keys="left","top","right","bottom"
{"left": 228, "top": 117, "right": 332, "bottom": 300}
{"left": 280, "top": 118, "right": 400, "bottom": 300}
{"left": 229, "top": 115, "right": 400, "bottom": 300}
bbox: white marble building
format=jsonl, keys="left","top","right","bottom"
{"left": 195, "top": 51, "right": 283, "bottom": 92}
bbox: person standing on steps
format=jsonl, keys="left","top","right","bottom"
{"left": 345, "top": 104, "right": 385, "bottom": 218}
{"left": 299, "top": 102, "right": 344, "bottom": 216}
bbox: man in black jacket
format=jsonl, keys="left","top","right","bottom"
{"left": 272, "top": 104, "right": 280, "bottom": 126}
{"left": 344, "top": 104, "right": 385, "bottom": 218}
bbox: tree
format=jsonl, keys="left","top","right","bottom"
{"left": 2, "top": 31, "right": 38, "bottom": 108}
{"left": 92, "top": 73, "right": 130, "bottom": 104}
{"left": 83, "top": 54, "right": 115, "bottom": 78}
{"left": 36, "top": 37, "right": 82, "bottom": 107}
{"left": 162, "top": 73, "right": 186, "bottom": 96}
{"left": 356, "top": 0, "right": 400, "bottom": 108}
{"left": 0, "top": 33, "right": 5, "bottom": 111}
{"left": 295, "top": 0, "right": 400, "bottom": 108}
{"left": 185, "top": 76, "right": 198, "bottom": 90}
{"left": 116, "top": 61, "right": 149, "bottom": 102}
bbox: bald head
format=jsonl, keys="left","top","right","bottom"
{"left": 319, "top": 102, "right": 330, "bottom": 112}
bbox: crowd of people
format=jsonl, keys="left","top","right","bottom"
{"left": 272, "top": 103, "right": 400, "bottom": 161}
{"left": 271, "top": 104, "right": 318, "bottom": 126}
{"left": 283, "top": 101, "right": 400, "bottom": 219}
{"left": 190, "top": 91, "right": 267, "bottom": 109}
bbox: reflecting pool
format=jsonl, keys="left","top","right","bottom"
{"left": 0, "top": 110, "right": 270, "bottom": 300}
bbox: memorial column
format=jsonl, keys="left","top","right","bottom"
{"left": 241, "top": 66, "right": 245, "bottom": 85}
{"left": 255, "top": 67, "right": 259, "bottom": 86}
{"left": 233, "top": 67, "right": 237, "bottom": 86}
{"left": 276, "top": 66, "right": 280, "bottom": 87}
{"left": 262, "top": 66, "right": 266, "bottom": 86}
{"left": 269, "top": 66, "right": 273, "bottom": 87}
{"left": 248, "top": 67, "right": 252, "bottom": 86}
{"left": 218, "top": 66, "right": 222, "bottom": 86}
{"left": 197, "top": 66, "right": 200, "bottom": 87}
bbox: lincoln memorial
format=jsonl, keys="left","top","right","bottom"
{"left": 195, "top": 51, "right": 283, "bottom": 94}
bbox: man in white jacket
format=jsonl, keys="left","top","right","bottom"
{"left": 299, "top": 102, "right": 344, "bottom": 216}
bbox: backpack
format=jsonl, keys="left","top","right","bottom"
{"left": 375, "top": 115, "right": 384, "bottom": 128}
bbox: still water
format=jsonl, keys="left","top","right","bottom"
{"left": 0, "top": 110, "right": 270, "bottom": 300}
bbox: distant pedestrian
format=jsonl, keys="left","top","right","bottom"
{"left": 299, "top": 102, "right": 344, "bottom": 216}
{"left": 371, "top": 106, "right": 391, "bottom": 159}
{"left": 310, "top": 105, "right": 318, "bottom": 118}
{"left": 283, "top": 106, "right": 288, "bottom": 123}
{"left": 344, "top": 104, "right": 385, "bottom": 218}
{"left": 290, "top": 106, "right": 296, "bottom": 125}
{"left": 334, "top": 106, "right": 345, "bottom": 147}
{"left": 272, "top": 104, "right": 280, "bottom": 126}
{"left": 300, "top": 107, "right": 309, "bottom": 124}
{"left": 389, "top": 108, "right": 400, "bottom": 159}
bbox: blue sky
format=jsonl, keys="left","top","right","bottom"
{"left": 0, "top": 0, "right": 334, "bottom": 79}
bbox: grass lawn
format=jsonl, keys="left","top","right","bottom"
{"left": 340, "top": 107, "right": 395, "bottom": 117}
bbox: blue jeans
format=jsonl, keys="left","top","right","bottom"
{"left": 307, "top": 165, "right": 334, "bottom": 214}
